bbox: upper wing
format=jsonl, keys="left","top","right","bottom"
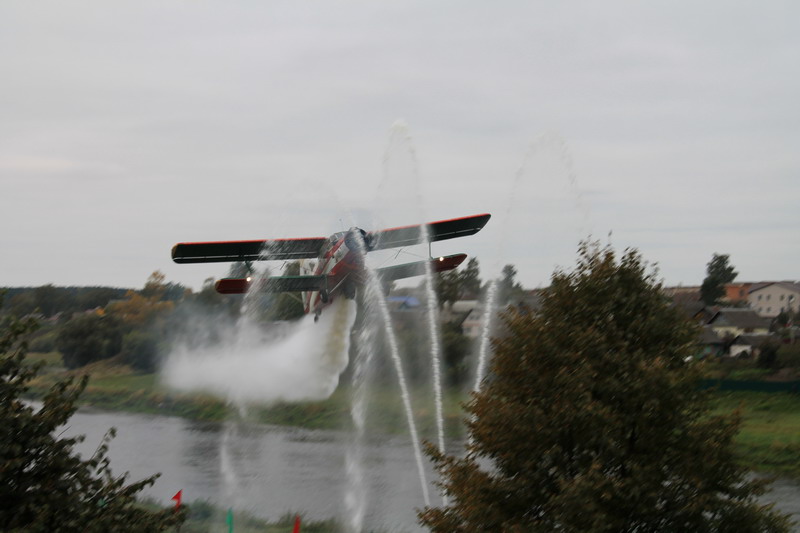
{"left": 376, "top": 254, "right": 467, "bottom": 282}
{"left": 172, "top": 238, "right": 326, "bottom": 264}
{"left": 368, "top": 213, "right": 490, "bottom": 251}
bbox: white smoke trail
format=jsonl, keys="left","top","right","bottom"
{"left": 162, "top": 298, "right": 356, "bottom": 404}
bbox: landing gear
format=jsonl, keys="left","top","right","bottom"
{"left": 314, "top": 309, "right": 321, "bottom": 323}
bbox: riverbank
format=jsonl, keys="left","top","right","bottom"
{"left": 143, "top": 500, "right": 344, "bottom": 533}
{"left": 27, "top": 353, "right": 800, "bottom": 479}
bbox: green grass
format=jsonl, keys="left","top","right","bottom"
{"left": 138, "top": 499, "right": 353, "bottom": 533}
{"left": 25, "top": 351, "right": 63, "bottom": 368}
{"left": 711, "top": 391, "right": 800, "bottom": 477}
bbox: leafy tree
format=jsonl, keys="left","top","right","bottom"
{"left": 107, "top": 272, "right": 175, "bottom": 327}
{"left": 7, "top": 290, "right": 37, "bottom": 317}
{"left": 701, "top": 253, "right": 738, "bottom": 306}
{"left": 497, "top": 263, "right": 525, "bottom": 304}
{"left": 33, "top": 284, "right": 68, "bottom": 317}
{"left": 756, "top": 339, "right": 781, "bottom": 369}
{"left": 441, "top": 321, "right": 470, "bottom": 386}
{"left": 56, "top": 313, "right": 124, "bottom": 369}
{"left": 435, "top": 257, "right": 483, "bottom": 307}
{"left": 121, "top": 330, "right": 161, "bottom": 373}
{"left": 435, "top": 269, "right": 461, "bottom": 308}
{"left": 74, "top": 287, "right": 130, "bottom": 313}
{"left": 419, "top": 243, "right": 790, "bottom": 532}
{"left": 0, "top": 300, "right": 186, "bottom": 531}
{"left": 459, "top": 257, "right": 482, "bottom": 300}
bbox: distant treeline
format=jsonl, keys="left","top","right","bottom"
{"left": 1, "top": 285, "right": 132, "bottom": 318}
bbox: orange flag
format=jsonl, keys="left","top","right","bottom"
{"left": 292, "top": 514, "right": 301, "bottom": 533}
{"left": 171, "top": 490, "right": 183, "bottom": 511}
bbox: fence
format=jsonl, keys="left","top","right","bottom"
{"left": 699, "top": 379, "right": 800, "bottom": 393}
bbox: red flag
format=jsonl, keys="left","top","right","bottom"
{"left": 292, "top": 514, "right": 301, "bottom": 533}
{"left": 171, "top": 490, "right": 183, "bottom": 511}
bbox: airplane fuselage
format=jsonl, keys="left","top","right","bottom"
{"left": 298, "top": 229, "right": 366, "bottom": 316}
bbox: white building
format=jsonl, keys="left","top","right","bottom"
{"left": 748, "top": 282, "right": 800, "bottom": 318}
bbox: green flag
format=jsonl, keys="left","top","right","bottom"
{"left": 226, "top": 508, "right": 233, "bottom": 532}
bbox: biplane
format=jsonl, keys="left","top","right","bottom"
{"left": 171, "top": 213, "right": 491, "bottom": 320}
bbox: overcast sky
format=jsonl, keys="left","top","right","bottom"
{"left": 2, "top": 1, "right": 798, "bottom": 291}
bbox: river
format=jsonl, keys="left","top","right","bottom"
{"left": 62, "top": 407, "right": 799, "bottom": 531}
{"left": 65, "top": 407, "right": 434, "bottom": 532}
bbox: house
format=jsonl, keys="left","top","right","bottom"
{"left": 460, "top": 307, "right": 484, "bottom": 339}
{"left": 707, "top": 308, "right": 770, "bottom": 338}
{"left": 386, "top": 296, "right": 421, "bottom": 312}
{"left": 672, "top": 300, "right": 711, "bottom": 324}
{"left": 663, "top": 286, "right": 701, "bottom": 305}
{"left": 747, "top": 282, "right": 800, "bottom": 318}
{"left": 729, "top": 333, "right": 775, "bottom": 358}
{"left": 441, "top": 300, "right": 482, "bottom": 338}
{"left": 723, "top": 282, "right": 753, "bottom": 305}
{"left": 697, "top": 326, "right": 726, "bottom": 358}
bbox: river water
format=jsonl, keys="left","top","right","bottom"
{"left": 66, "top": 407, "right": 433, "bottom": 532}
{"left": 63, "top": 407, "right": 799, "bottom": 531}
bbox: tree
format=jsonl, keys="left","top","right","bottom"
{"left": 121, "top": 330, "right": 161, "bottom": 373}
{"left": 440, "top": 321, "right": 470, "bottom": 386}
{"left": 56, "top": 312, "right": 124, "bottom": 369}
{"left": 498, "top": 263, "right": 525, "bottom": 304}
{"left": 0, "top": 299, "right": 186, "bottom": 531}
{"left": 435, "top": 269, "right": 461, "bottom": 308}
{"left": 435, "top": 257, "right": 483, "bottom": 307}
{"left": 459, "top": 257, "right": 482, "bottom": 300}
{"left": 107, "top": 272, "right": 175, "bottom": 327}
{"left": 419, "top": 243, "right": 790, "bottom": 532}
{"left": 701, "top": 254, "right": 738, "bottom": 306}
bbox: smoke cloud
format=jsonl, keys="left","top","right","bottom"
{"left": 162, "top": 298, "right": 356, "bottom": 404}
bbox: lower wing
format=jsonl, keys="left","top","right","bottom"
{"left": 215, "top": 275, "right": 327, "bottom": 294}
{"left": 214, "top": 255, "right": 466, "bottom": 294}
{"left": 376, "top": 254, "right": 467, "bottom": 281}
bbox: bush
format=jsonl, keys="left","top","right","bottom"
{"left": 121, "top": 330, "right": 161, "bottom": 373}
{"left": 56, "top": 313, "right": 123, "bottom": 369}
{"left": 757, "top": 339, "right": 781, "bottom": 369}
{"left": 28, "top": 327, "right": 57, "bottom": 353}
{"left": 776, "top": 344, "right": 800, "bottom": 370}
{"left": 1, "top": 301, "right": 186, "bottom": 531}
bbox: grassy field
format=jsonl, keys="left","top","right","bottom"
{"left": 712, "top": 391, "right": 800, "bottom": 477}
{"left": 26, "top": 352, "right": 800, "bottom": 479}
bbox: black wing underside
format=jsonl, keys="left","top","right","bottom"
{"left": 172, "top": 213, "right": 490, "bottom": 264}
{"left": 172, "top": 238, "right": 326, "bottom": 264}
{"left": 368, "top": 213, "right": 491, "bottom": 251}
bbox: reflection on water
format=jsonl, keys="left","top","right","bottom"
{"left": 63, "top": 407, "right": 799, "bottom": 531}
